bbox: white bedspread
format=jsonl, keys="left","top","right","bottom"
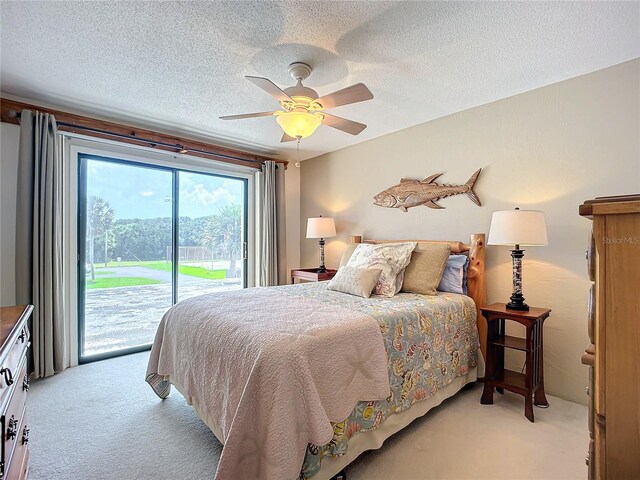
{"left": 146, "top": 286, "right": 390, "bottom": 480}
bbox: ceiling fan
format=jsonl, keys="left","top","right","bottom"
{"left": 220, "top": 62, "right": 373, "bottom": 142}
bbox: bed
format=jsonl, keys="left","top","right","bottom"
{"left": 146, "top": 234, "right": 486, "bottom": 480}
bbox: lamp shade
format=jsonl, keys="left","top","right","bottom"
{"left": 488, "top": 209, "right": 548, "bottom": 246}
{"left": 306, "top": 217, "right": 336, "bottom": 239}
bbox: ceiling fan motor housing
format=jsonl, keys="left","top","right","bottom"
{"left": 285, "top": 62, "right": 319, "bottom": 100}
{"left": 288, "top": 62, "right": 312, "bottom": 82}
{"left": 283, "top": 85, "right": 319, "bottom": 100}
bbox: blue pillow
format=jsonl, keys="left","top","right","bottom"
{"left": 437, "top": 255, "right": 469, "bottom": 294}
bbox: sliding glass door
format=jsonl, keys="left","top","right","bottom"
{"left": 78, "top": 154, "right": 247, "bottom": 362}
{"left": 177, "top": 172, "right": 246, "bottom": 302}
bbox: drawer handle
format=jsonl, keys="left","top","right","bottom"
{"left": 18, "top": 330, "right": 26, "bottom": 343}
{"left": 21, "top": 425, "right": 29, "bottom": 445}
{"left": 6, "top": 416, "right": 18, "bottom": 441}
{"left": 23, "top": 374, "right": 30, "bottom": 392}
{"left": 586, "top": 385, "right": 590, "bottom": 396}
{"left": 0, "top": 368, "right": 13, "bottom": 387}
{"left": 581, "top": 352, "right": 595, "bottom": 367}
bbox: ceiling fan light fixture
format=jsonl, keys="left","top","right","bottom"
{"left": 221, "top": 63, "right": 372, "bottom": 141}
{"left": 275, "top": 111, "right": 323, "bottom": 139}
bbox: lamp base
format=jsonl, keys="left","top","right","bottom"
{"left": 506, "top": 293, "right": 529, "bottom": 311}
{"left": 507, "top": 248, "right": 529, "bottom": 311}
{"left": 506, "top": 301, "right": 530, "bottom": 311}
{"left": 317, "top": 238, "right": 327, "bottom": 273}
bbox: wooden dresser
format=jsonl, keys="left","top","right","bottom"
{"left": 579, "top": 195, "right": 640, "bottom": 480}
{"left": 0, "top": 306, "right": 32, "bottom": 480}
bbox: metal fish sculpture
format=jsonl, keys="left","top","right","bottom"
{"left": 373, "top": 168, "right": 482, "bottom": 211}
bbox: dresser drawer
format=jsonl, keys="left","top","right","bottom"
{"left": 2, "top": 358, "right": 28, "bottom": 471}
{"left": 0, "top": 325, "right": 29, "bottom": 392}
{"left": 6, "top": 409, "right": 28, "bottom": 480}
{"left": 587, "top": 366, "right": 594, "bottom": 439}
{"left": 586, "top": 230, "right": 595, "bottom": 282}
{"left": 587, "top": 285, "right": 595, "bottom": 343}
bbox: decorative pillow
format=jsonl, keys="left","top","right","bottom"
{"left": 437, "top": 254, "right": 469, "bottom": 294}
{"left": 339, "top": 243, "right": 359, "bottom": 268}
{"left": 326, "top": 266, "right": 382, "bottom": 298}
{"left": 401, "top": 244, "right": 451, "bottom": 295}
{"left": 346, "top": 242, "right": 417, "bottom": 297}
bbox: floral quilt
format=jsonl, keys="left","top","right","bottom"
{"left": 276, "top": 282, "right": 479, "bottom": 479}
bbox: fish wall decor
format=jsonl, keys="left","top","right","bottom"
{"left": 373, "top": 169, "right": 482, "bottom": 211}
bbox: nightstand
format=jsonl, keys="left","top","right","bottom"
{"left": 480, "top": 302, "right": 551, "bottom": 422}
{"left": 291, "top": 268, "right": 337, "bottom": 284}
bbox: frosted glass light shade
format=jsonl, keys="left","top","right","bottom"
{"left": 276, "top": 111, "right": 322, "bottom": 139}
{"left": 488, "top": 209, "right": 548, "bottom": 246}
{"left": 306, "top": 217, "right": 336, "bottom": 239}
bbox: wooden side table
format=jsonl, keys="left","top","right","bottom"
{"left": 291, "top": 268, "right": 337, "bottom": 284}
{"left": 480, "top": 303, "right": 551, "bottom": 422}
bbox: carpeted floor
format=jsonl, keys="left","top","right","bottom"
{"left": 29, "top": 352, "right": 587, "bottom": 480}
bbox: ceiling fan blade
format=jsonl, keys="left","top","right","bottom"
{"left": 219, "top": 111, "right": 276, "bottom": 120}
{"left": 321, "top": 113, "right": 367, "bottom": 135}
{"left": 315, "top": 83, "right": 373, "bottom": 110}
{"left": 280, "top": 133, "right": 297, "bottom": 143}
{"left": 246, "top": 76, "right": 293, "bottom": 103}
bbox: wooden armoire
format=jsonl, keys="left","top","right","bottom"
{"left": 579, "top": 195, "right": 640, "bottom": 479}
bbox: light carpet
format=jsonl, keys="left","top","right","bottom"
{"left": 29, "top": 352, "right": 588, "bottom": 480}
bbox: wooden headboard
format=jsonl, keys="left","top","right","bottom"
{"left": 351, "top": 233, "right": 487, "bottom": 358}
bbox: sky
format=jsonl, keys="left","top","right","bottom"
{"left": 86, "top": 158, "right": 244, "bottom": 220}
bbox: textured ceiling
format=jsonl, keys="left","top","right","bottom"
{"left": 1, "top": 1, "right": 638, "bottom": 161}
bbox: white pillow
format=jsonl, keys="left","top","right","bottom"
{"left": 327, "top": 266, "right": 382, "bottom": 298}
{"left": 346, "top": 242, "right": 417, "bottom": 297}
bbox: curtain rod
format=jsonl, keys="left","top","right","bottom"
{"left": 8, "top": 109, "right": 278, "bottom": 168}
{"left": 57, "top": 121, "right": 267, "bottom": 166}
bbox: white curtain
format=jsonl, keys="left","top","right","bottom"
{"left": 256, "top": 161, "right": 286, "bottom": 286}
{"left": 15, "top": 110, "right": 67, "bottom": 378}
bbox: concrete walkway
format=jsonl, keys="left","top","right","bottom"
{"left": 83, "top": 278, "right": 241, "bottom": 357}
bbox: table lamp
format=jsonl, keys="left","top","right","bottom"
{"left": 306, "top": 216, "right": 336, "bottom": 273}
{"left": 488, "top": 207, "right": 548, "bottom": 311}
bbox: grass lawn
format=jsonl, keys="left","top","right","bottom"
{"left": 142, "top": 262, "right": 226, "bottom": 280}
{"left": 97, "top": 261, "right": 226, "bottom": 280}
{"left": 86, "top": 277, "right": 162, "bottom": 290}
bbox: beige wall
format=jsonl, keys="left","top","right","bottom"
{"left": 299, "top": 59, "right": 640, "bottom": 405}
{"left": 0, "top": 123, "right": 20, "bottom": 306}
